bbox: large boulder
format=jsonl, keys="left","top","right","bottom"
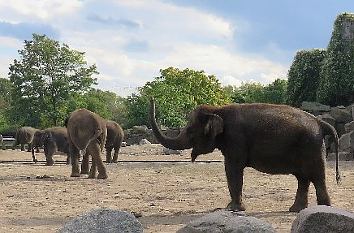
{"left": 339, "top": 132, "right": 352, "bottom": 152}
{"left": 58, "top": 209, "right": 143, "bottom": 233}
{"left": 291, "top": 205, "right": 354, "bottom": 233}
{"left": 330, "top": 106, "right": 352, "bottom": 123}
{"left": 317, "top": 113, "right": 336, "bottom": 127}
{"left": 177, "top": 210, "right": 276, "bottom": 233}
{"left": 301, "top": 101, "right": 330, "bottom": 115}
{"left": 345, "top": 121, "right": 354, "bottom": 133}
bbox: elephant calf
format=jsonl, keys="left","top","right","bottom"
{"left": 66, "top": 108, "right": 108, "bottom": 179}
{"left": 32, "top": 127, "right": 70, "bottom": 166}
{"left": 150, "top": 98, "right": 340, "bottom": 212}
{"left": 105, "top": 120, "right": 124, "bottom": 163}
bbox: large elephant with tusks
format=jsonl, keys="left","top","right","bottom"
{"left": 149, "top": 98, "right": 340, "bottom": 212}
{"left": 66, "top": 108, "right": 108, "bottom": 179}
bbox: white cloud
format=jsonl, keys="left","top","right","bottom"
{"left": 0, "top": 0, "right": 83, "bottom": 22}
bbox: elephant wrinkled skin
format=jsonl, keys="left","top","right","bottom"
{"left": 32, "top": 127, "right": 70, "bottom": 166}
{"left": 66, "top": 108, "right": 108, "bottom": 179}
{"left": 105, "top": 120, "right": 124, "bottom": 163}
{"left": 149, "top": 98, "right": 340, "bottom": 212}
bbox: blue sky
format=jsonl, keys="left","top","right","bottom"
{"left": 0, "top": 0, "right": 353, "bottom": 96}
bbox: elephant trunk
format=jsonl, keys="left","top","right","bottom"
{"left": 149, "top": 98, "right": 192, "bottom": 150}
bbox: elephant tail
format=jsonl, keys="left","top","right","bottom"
{"left": 78, "top": 128, "right": 103, "bottom": 156}
{"left": 320, "top": 120, "right": 341, "bottom": 184}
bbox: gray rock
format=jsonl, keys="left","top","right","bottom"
{"left": 291, "top": 205, "right": 354, "bottom": 233}
{"left": 339, "top": 132, "right": 352, "bottom": 152}
{"left": 121, "top": 141, "right": 127, "bottom": 147}
{"left": 330, "top": 107, "right": 352, "bottom": 123}
{"left": 345, "top": 121, "right": 354, "bottom": 133}
{"left": 177, "top": 210, "right": 276, "bottom": 233}
{"left": 132, "top": 125, "right": 149, "bottom": 133}
{"left": 301, "top": 101, "right": 330, "bottom": 115}
{"left": 163, "top": 147, "right": 182, "bottom": 155}
{"left": 139, "top": 139, "right": 151, "bottom": 145}
{"left": 58, "top": 208, "right": 143, "bottom": 233}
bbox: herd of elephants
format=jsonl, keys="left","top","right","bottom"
{"left": 1, "top": 98, "right": 343, "bottom": 213}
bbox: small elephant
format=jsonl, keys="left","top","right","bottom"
{"left": 105, "top": 120, "right": 124, "bottom": 163}
{"left": 66, "top": 108, "right": 108, "bottom": 179}
{"left": 14, "top": 126, "right": 40, "bottom": 153}
{"left": 149, "top": 98, "right": 340, "bottom": 212}
{"left": 32, "top": 127, "right": 70, "bottom": 166}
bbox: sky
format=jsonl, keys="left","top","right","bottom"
{"left": 0, "top": 0, "right": 353, "bottom": 97}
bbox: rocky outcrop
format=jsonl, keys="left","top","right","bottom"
{"left": 58, "top": 209, "right": 143, "bottom": 233}
{"left": 177, "top": 210, "right": 276, "bottom": 233}
{"left": 291, "top": 205, "right": 354, "bottom": 233}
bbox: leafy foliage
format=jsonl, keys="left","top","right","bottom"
{"left": 317, "top": 13, "right": 354, "bottom": 106}
{"left": 229, "top": 79, "right": 287, "bottom": 104}
{"left": 9, "top": 34, "right": 98, "bottom": 127}
{"left": 286, "top": 49, "right": 326, "bottom": 107}
{"left": 0, "top": 78, "right": 14, "bottom": 132}
{"left": 126, "top": 67, "right": 231, "bottom": 128}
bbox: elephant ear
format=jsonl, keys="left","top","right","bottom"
{"left": 203, "top": 114, "right": 223, "bottom": 138}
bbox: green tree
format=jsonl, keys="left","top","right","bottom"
{"left": 286, "top": 49, "right": 326, "bottom": 107}
{"left": 126, "top": 67, "right": 231, "bottom": 128}
{"left": 263, "top": 79, "right": 288, "bottom": 104}
{"left": 317, "top": 13, "right": 354, "bottom": 106}
{"left": 9, "top": 34, "right": 98, "bottom": 127}
{"left": 0, "top": 78, "right": 14, "bottom": 131}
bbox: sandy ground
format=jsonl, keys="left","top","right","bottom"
{"left": 0, "top": 144, "right": 354, "bottom": 233}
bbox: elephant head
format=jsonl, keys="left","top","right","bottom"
{"left": 149, "top": 98, "right": 223, "bottom": 161}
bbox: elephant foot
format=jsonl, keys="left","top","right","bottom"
{"left": 289, "top": 203, "right": 307, "bottom": 212}
{"left": 226, "top": 201, "right": 246, "bottom": 211}
{"left": 33, "top": 159, "right": 38, "bottom": 163}
{"left": 88, "top": 174, "right": 96, "bottom": 179}
{"left": 46, "top": 161, "right": 54, "bottom": 166}
{"left": 81, "top": 170, "right": 89, "bottom": 175}
{"left": 97, "top": 173, "right": 108, "bottom": 179}
{"left": 70, "top": 172, "right": 81, "bottom": 177}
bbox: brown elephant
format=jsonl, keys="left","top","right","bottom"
{"left": 14, "top": 127, "right": 40, "bottom": 155}
{"left": 66, "top": 108, "right": 108, "bottom": 179}
{"left": 31, "top": 127, "right": 70, "bottom": 166}
{"left": 149, "top": 98, "right": 340, "bottom": 212}
{"left": 105, "top": 120, "right": 124, "bottom": 163}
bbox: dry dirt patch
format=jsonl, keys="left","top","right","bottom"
{"left": 0, "top": 144, "right": 354, "bottom": 233}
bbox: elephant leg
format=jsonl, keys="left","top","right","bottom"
{"left": 31, "top": 148, "right": 38, "bottom": 163}
{"left": 81, "top": 153, "right": 90, "bottom": 174}
{"left": 21, "top": 144, "right": 25, "bottom": 151}
{"left": 289, "top": 175, "right": 310, "bottom": 212}
{"left": 66, "top": 154, "right": 71, "bottom": 165}
{"left": 112, "top": 146, "right": 120, "bottom": 163}
{"left": 44, "top": 144, "right": 55, "bottom": 166}
{"left": 69, "top": 143, "right": 80, "bottom": 177}
{"left": 312, "top": 176, "right": 331, "bottom": 206}
{"left": 90, "top": 142, "right": 107, "bottom": 179}
{"left": 27, "top": 143, "right": 32, "bottom": 152}
{"left": 105, "top": 147, "right": 112, "bottom": 163}
{"left": 36, "top": 147, "right": 40, "bottom": 153}
{"left": 88, "top": 154, "right": 97, "bottom": 179}
{"left": 224, "top": 156, "right": 245, "bottom": 211}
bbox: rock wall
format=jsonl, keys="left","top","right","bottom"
{"left": 301, "top": 101, "right": 354, "bottom": 160}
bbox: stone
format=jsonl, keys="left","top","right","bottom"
{"left": 132, "top": 125, "right": 149, "bottom": 133}
{"left": 291, "top": 205, "right": 354, "bottom": 233}
{"left": 330, "top": 107, "right": 352, "bottom": 123}
{"left": 177, "top": 210, "right": 276, "bottom": 233}
{"left": 339, "top": 132, "right": 352, "bottom": 152}
{"left": 139, "top": 139, "right": 151, "bottom": 145}
{"left": 317, "top": 113, "right": 336, "bottom": 127}
{"left": 163, "top": 147, "right": 182, "bottom": 155}
{"left": 121, "top": 141, "right": 127, "bottom": 147}
{"left": 345, "top": 121, "right": 354, "bottom": 133}
{"left": 58, "top": 208, "right": 143, "bottom": 233}
{"left": 300, "top": 101, "right": 330, "bottom": 115}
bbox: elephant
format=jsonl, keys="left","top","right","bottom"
{"left": 105, "top": 120, "right": 124, "bottom": 163}
{"left": 14, "top": 127, "right": 40, "bottom": 154}
{"left": 66, "top": 108, "right": 108, "bottom": 179}
{"left": 149, "top": 98, "right": 340, "bottom": 212}
{"left": 31, "top": 127, "right": 70, "bottom": 166}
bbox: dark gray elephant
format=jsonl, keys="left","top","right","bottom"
{"left": 31, "top": 127, "right": 70, "bottom": 166}
{"left": 105, "top": 120, "right": 124, "bottom": 163}
{"left": 149, "top": 98, "right": 340, "bottom": 212}
{"left": 14, "top": 127, "right": 39, "bottom": 153}
{"left": 66, "top": 108, "right": 108, "bottom": 179}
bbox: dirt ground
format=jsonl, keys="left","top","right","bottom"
{"left": 0, "top": 144, "right": 354, "bottom": 233}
